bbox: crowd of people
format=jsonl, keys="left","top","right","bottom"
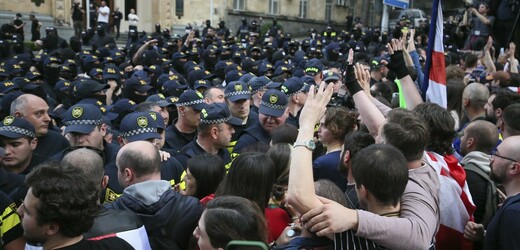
{"left": 0, "top": 0, "right": 519, "bottom": 249}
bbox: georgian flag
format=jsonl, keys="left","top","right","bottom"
{"left": 422, "top": 0, "right": 447, "bottom": 108}
{"left": 424, "top": 152, "right": 475, "bottom": 250}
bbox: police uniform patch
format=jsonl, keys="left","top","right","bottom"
{"left": 270, "top": 94, "right": 278, "bottom": 104}
{"left": 169, "top": 97, "right": 179, "bottom": 103}
{"left": 158, "top": 93, "right": 165, "bottom": 99}
{"left": 72, "top": 107, "right": 83, "bottom": 118}
{"left": 196, "top": 92, "right": 204, "bottom": 99}
{"left": 201, "top": 109, "right": 208, "bottom": 118}
{"left": 137, "top": 116, "right": 148, "bottom": 128}
{"left": 129, "top": 100, "right": 136, "bottom": 105}
{"left": 149, "top": 112, "right": 157, "bottom": 121}
{"left": 139, "top": 80, "right": 147, "bottom": 85}
{"left": 235, "top": 84, "right": 243, "bottom": 92}
{"left": 3, "top": 116, "right": 14, "bottom": 125}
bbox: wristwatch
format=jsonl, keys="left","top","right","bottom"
{"left": 293, "top": 139, "right": 316, "bottom": 151}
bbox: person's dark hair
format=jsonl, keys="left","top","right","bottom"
{"left": 503, "top": 103, "right": 520, "bottom": 136}
{"left": 323, "top": 107, "right": 358, "bottom": 142}
{"left": 197, "top": 122, "right": 217, "bottom": 137}
{"left": 240, "top": 142, "right": 270, "bottom": 154}
{"left": 464, "top": 53, "right": 478, "bottom": 68}
{"left": 446, "top": 65, "right": 465, "bottom": 80}
{"left": 267, "top": 143, "right": 291, "bottom": 183}
{"left": 215, "top": 152, "right": 275, "bottom": 210}
{"left": 117, "top": 143, "right": 161, "bottom": 177}
{"left": 414, "top": 103, "right": 455, "bottom": 155}
{"left": 270, "top": 124, "right": 299, "bottom": 145}
{"left": 464, "top": 120, "right": 499, "bottom": 154}
{"left": 267, "top": 143, "right": 291, "bottom": 201}
{"left": 446, "top": 78, "right": 465, "bottom": 123}
{"left": 314, "top": 179, "right": 348, "bottom": 207}
{"left": 338, "top": 131, "right": 375, "bottom": 175}
{"left": 187, "top": 154, "right": 225, "bottom": 199}
{"left": 383, "top": 109, "right": 430, "bottom": 161}
{"left": 25, "top": 161, "right": 99, "bottom": 237}
{"left": 204, "top": 196, "right": 268, "bottom": 248}
{"left": 491, "top": 89, "right": 520, "bottom": 112}
{"left": 351, "top": 144, "right": 408, "bottom": 207}
{"left": 372, "top": 81, "right": 393, "bottom": 104}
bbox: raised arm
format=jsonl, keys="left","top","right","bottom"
{"left": 286, "top": 83, "right": 333, "bottom": 214}
{"left": 387, "top": 39, "right": 423, "bottom": 110}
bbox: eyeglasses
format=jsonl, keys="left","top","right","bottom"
{"left": 491, "top": 151, "right": 518, "bottom": 163}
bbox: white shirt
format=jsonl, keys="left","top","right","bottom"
{"left": 128, "top": 13, "right": 139, "bottom": 26}
{"left": 97, "top": 6, "right": 110, "bottom": 23}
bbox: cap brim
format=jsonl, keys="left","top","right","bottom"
{"left": 259, "top": 105, "right": 285, "bottom": 117}
{"left": 126, "top": 132, "right": 162, "bottom": 142}
{"left": 191, "top": 102, "right": 209, "bottom": 111}
{"left": 324, "top": 77, "right": 340, "bottom": 82}
{"left": 103, "top": 112, "right": 118, "bottom": 121}
{"left": 228, "top": 94, "right": 251, "bottom": 102}
{"left": 103, "top": 74, "right": 120, "bottom": 80}
{"left": 0, "top": 131, "right": 24, "bottom": 139}
{"left": 226, "top": 117, "right": 243, "bottom": 126}
{"left": 64, "top": 124, "right": 96, "bottom": 135}
{"left": 135, "top": 85, "right": 153, "bottom": 92}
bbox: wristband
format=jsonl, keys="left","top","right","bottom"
{"left": 387, "top": 51, "right": 409, "bottom": 79}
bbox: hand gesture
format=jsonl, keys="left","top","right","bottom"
{"left": 301, "top": 196, "right": 357, "bottom": 237}
{"left": 508, "top": 42, "right": 516, "bottom": 58}
{"left": 298, "top": 83, "right": 333, "bottom": 130}
{"left": 464, "top": 221, "right": 485, "bottom": 241}
{"left": 484, "top": 36, "right": 493, "bottom": 52}
{"left": 355, "top": 63, "right": 372, "bottom": 98}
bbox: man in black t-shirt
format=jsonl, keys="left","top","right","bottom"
{"left": 71, "top": 0, "right": 85, "bottom": 38}
{"left": 12, "top": 13, "right": 25, "bottom": 42}
{"left": 18, "top": 161, "right": 133, "bottom": 249}
{"left": 29, "top": 14, "right": 41, "bottom": 42}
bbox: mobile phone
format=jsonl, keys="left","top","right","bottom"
{"left": 226, "top": 240, "right": 268, "bottom": 250}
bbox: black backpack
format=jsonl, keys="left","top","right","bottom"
{"left": 465, "top": 163, "right": 498, "bottom": 227}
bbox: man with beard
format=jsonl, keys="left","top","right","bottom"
{"left": 233, "top": 89, "right": 288, "bottom": 154}
{"left": 464, "top": 136, "right": 520, "bottom": 249}
{"left": 18, "top": 161, "right": 133, "bottom": 249}
{"left": 484, "top": 89, "right": 520, "bottom": 126}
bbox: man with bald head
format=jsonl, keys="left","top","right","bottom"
{"left": 11, "top": 94, "right": 70, "bottom": 160}
{"left": 454, "top": 83, "right": 490, "bottom": 159}
{"left": 104, "top": 141, "right": 203, "bottom": 250}
{"left": 62, "top": 148, "right": 151, "bottom": 249}
{"left": 465, "top": 136, "right": 520, "bottom": 248}
{"left": 460, "top": 120, "right": 499, "bottom": 226}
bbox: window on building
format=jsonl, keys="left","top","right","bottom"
{"left": 299, "top": 0, "right": 308, "bottom": 18}
{"left": 336, "top": 0, "right": 351, "bottom": 6}
{"left": 233, "top": 0, "right": 245, "bottom": 10}
{"left": 325, "top": 0, "right": 333, "bottom": 21}
{"left": 269, "top": 0, "right": 279, "bottom": 15}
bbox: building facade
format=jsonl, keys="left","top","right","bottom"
{"left": 2, "top": 0, "right": 376, "bottom": 37}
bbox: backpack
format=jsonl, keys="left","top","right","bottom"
{"left": 464, "top": 163, "right": 498, "bottom": 227}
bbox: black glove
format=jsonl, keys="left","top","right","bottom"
{"left": 344, "top": 64, "right": 363, "bottom": 95}
{"left": 386, "top": 50, "right": 409, "bottom": 79}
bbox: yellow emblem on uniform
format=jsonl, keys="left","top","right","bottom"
{"left": 139, "top": 80, "right": 147, "bottom": 85}
{"left": 158, "top": 93, "right": 165, "bottom": 99}
{"left": 137, "top": 116, "right": 148, "bottom": 128}
{"left": 129, "top": 100, "right": 136, "bottom": 105}
{"left": 3, "top": 116, "right": 14, "bottom": 126}
{"left": 270, "top": 94, "right": 278, "bottom": 104}
{"left": 281, "top": 86, "right": 288, "bottom": 93}
{"left": 170, "top": 97, "right": 179, "bottom": 103}
{"left": 235, "top": 84, "right": 243, "bottom": 92}
{"left": 196, "top": 92, "right": 204, "bottom": 98}
{"left": 72, "top": 107, "right": 83, "bottom": 118}
{"left": 149, "top": 112, "right": 157, "bottom": 121}
{"left": 201, "top": 109, "right": 208, "bottom": 118}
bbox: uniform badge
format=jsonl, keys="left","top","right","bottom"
{"left": 3, "top": 116, "right": 14, "bottom": 126}
{"left": 270, "top": 94, "right": 278, "bottom": 104}
{"left": 137, "top": 116, "right": 148, "bottom": 128}
{"left": 72, "top": 107, "right": 83, "bottom": 118}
